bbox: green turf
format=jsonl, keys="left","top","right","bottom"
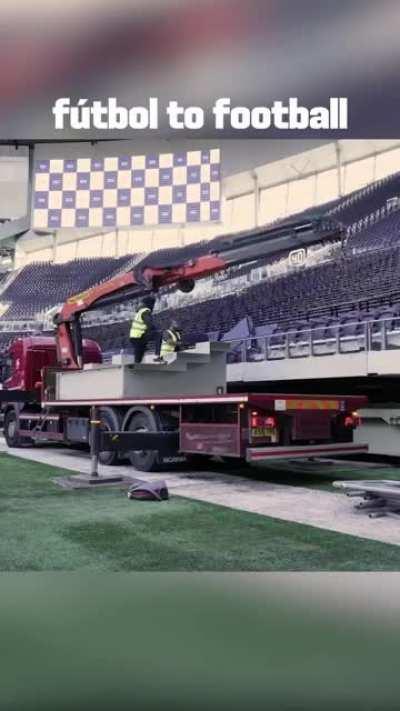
{"left": 2, "top": 452, "right": 400, "bottom": 571}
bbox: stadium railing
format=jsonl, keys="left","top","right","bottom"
{"left": 226, "top": 316, "right": 400, "bottom": 363}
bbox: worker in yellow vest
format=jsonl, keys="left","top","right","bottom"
{"left": 129, "top": 296, "right": 156, "bottom": 363}
{"left": 154, "top": 320, "right": 182, "bottom": 362}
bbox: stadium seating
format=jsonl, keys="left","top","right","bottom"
{"left": 346, "top": 209, "right": 400, "bottom": 251}
{"left": 150, "top": 247, "right": 400, "bottom": 337}
{"left": 0, "top": 256, "right": 136, "bottom": 320}
{"left": 79, "top": 247, "right": 400, "bottom": 355}
{"left": 328, "top": 171, "right": 400, "bottom": 226}
{"left": 70, "top": 172, "right": 400, "bottom": 356}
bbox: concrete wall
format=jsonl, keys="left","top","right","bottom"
{"left": 0, "top": 152, "right": 29, "bottom": 220}
{"left": 56, "top": 343, "right": 228, "bottom": 401}
{"left": 227, "top": 350, "right": 400, "bottom": 384}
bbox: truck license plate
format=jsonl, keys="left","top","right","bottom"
{"left": 251, "top": 427, "right": 273, "bottom": 438}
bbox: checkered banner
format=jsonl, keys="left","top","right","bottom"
{"left": 32, "top": 148, "right": 221, "bottom": 230}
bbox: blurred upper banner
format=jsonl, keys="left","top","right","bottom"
{"left": 0, "top": 0, "right": 399, "bottom": 139}
{"left": 32, "top": 148, "right": 221, "bottom": 229}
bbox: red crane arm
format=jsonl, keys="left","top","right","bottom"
{"left": 59, "top": 253, "right": 226, "bottom": 322}
{"left": 55, "top": 254, "right": 226, "bottom": 368}
{"left": 54, "top": 215, "right": 341, "bottom": 369}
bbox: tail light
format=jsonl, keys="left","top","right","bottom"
{"left": 250, "top": 410, "right": 277, "bottom": 429}
{"left": 344, "top": 411, "right": 360, "bottom": 428}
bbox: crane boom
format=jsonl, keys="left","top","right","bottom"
{"left": 54, "top": 215, "right": 342, "bottom": 368}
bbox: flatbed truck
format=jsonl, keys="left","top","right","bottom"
{"left": 0, "top": 215, "right": 368, "bottom": 471}
{"left": 0, "top": 335, "right": 367, "bottom": 471}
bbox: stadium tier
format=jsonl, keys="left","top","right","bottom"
{"left": 0, "top": 255, "right": 137, "bottom": 320}
{"left": 79, "top": 247, "right": 400, "bottom": 354}
{"left": 328, "top": 170, "right": 400, "bottom": 226}
{"left": 346, "top": 209, "right": 400, "bottom": 251}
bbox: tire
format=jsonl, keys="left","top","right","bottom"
{"left": 4, "top": 410, "right": 32, "bottom": 448}
{"left": 97, "top": 407, "right": 122, "bottom": 466}
{"left": 123, "top": 408, "right": 162, "bottom": 473}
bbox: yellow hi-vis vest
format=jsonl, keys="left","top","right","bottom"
{"left": 130, "top": 307, "right": 150, "bottom": 338}
{"left": 160, "top": 329, "right": 181, "bottom": 356}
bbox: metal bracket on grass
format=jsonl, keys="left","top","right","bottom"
{"left": 54, "top": 405, "right": 125, "bottom": 489}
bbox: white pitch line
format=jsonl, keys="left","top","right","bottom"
{"left": 2, "top": 438, "right": 400, "bottom": 548}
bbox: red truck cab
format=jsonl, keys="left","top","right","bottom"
{"left": 1, "top": 336, "right": 102, "bottom": 394}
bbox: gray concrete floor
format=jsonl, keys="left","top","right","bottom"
{"left": 2, "top": 437, "right": 400, "bottom": 547}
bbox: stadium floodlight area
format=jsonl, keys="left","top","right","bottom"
{"left": 32, "top": 149, "right": 221, "bottom": 230}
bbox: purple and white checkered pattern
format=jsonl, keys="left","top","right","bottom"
{"left": 32, "top": 149, "right": 221, "bottom": 229}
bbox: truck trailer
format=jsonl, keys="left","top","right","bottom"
{"left": 0, "top": 335, "right": 367, "bottom": 471}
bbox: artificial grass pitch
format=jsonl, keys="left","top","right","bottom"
{"left": 2, "top": 452, "right": 400, "bottom": 571}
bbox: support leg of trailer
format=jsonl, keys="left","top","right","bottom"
{"left": 89, "top": 406, "right": 100, "bottom": 480}
{"left": 87, "top": 406, "right": 123, "bottom": 485}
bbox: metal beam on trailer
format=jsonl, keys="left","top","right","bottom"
{"left": 0, "top": 390, "right": 38, "bottom": 403}
{"left": 101, "top": 430, "right": 179, "bottom": 454}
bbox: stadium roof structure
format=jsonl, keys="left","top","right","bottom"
{"left": 3, "top": 137, "right": 400, "bottom": 259}
{"left": 224, "top": 139, "right": 400, "bottom": 199}
{"left": 17, "top": 228, "right": 114, "bottom": 254}
{"left": 0, "top": 141, "right": 121, "bottom": 146}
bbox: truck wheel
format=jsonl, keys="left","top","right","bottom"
{"left": 4, "top": 410, "right": 32, "bottom": 448}
{"left": 123, "top": 409, "right": 162, "bottom": 473}
{"left": 98, "top": 407, "right": 121, "bottom": 466}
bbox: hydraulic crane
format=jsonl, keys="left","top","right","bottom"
{"left": 54, "top": 215, "right": 343, "bottom": 369}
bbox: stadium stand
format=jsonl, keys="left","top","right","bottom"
{"left": 2, "top": 166, "right": 400, "bottom": 357}
{"left": 328, "top": 170, "right": 400, "bottom": 226}
{"left": 346, "top": 208, "right": 400, "bottom": 251}
{"left": 81, "top": 232, "right": 400, "bottom": 355}
{"left": 0, "top": 255, "right": 137, "bottom": 320}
